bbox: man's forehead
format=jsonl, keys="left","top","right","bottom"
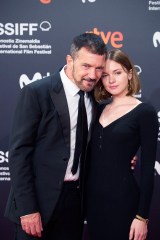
{"left": 76, "top": 48, "right": 105, "bottom": 62}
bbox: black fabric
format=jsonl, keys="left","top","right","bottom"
{"left": 71, "top": 91, "right": 88, "bottom": 175}
{"left": 5, "top": 73, "right": 71, "bottom": 225}
{"left": 86, "top": 103, "right": 158, "bottom": 240}
{"left": 14, "top": 181, "right": 83, "bottom": 240}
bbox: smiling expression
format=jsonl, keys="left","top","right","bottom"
{"left": 102, "top": 60, "right": 132, "bottom": 97}
{"left": 66, "top": 47, "right": 105, "bottom": 92}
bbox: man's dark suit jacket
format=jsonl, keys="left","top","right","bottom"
{"left": 5, "top": 71, "right": 96, "bottom": 226}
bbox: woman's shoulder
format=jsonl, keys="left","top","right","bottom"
{"left": 138, "top": 102, "right": 157, "bottom": 115}
{"left": 136, "top": 102, "right": 158, "bottom": 127}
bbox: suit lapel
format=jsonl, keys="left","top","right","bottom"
{"left": 49, "top": 72, "right": 70, "bottom": 153}
{"left": 48, "top": 73, "right": 97, "bottom": 153}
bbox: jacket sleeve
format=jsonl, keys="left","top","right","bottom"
{"left": 9, "top": 84, "right": 42, "bottom": 217}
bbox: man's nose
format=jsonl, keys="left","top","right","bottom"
{"left": 88, "top": 69, "right": 96, "bottom": 79}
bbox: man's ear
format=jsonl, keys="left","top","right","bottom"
{"left": 66, "top": 55, "right": 73, "bottom": 69}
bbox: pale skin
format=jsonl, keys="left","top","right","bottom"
{"left": 20, "top": 51, "right": 137, "bottom": 237}
{"left": 20, "top": 213, "right": 43, "bottom": 237}
{"left": 100, "top": 59, "right": 147, "bottom": 240}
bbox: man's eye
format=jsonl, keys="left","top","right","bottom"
{"left": 83, "top": 65, "right": 89, "bottom": 69}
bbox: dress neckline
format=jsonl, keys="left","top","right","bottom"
{"left": 99, "top": 102, "right": 143, "bottom": 129}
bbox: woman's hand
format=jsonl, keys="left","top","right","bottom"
{"left": 129, "top": 218, "right": 148, "bottom": 240}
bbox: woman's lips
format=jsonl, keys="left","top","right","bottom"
{"left": 109, "top": 85, "right": 118, "bottom": 89}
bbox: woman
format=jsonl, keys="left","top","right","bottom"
{"left": 85, "top": 49, "right": 158, "bottom": 240}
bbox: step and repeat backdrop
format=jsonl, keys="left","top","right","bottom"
{"left": 0, "top": 0, "right": 160, "bottom": 239}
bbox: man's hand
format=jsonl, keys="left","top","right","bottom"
{"left": 129, "top": 218, "right": 148, "bottom": 240}
{"left": 20, "top": 212, "right": 43, "bottom": 238}
{"left": 131, "top": 156, "right": 138, "bottom": 170}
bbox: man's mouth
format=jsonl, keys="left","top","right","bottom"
{"left": 83, "top": 78, "right": 96, "bottom": 83}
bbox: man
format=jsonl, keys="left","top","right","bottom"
{"left": 5, "top": 33, "right": 107, "bottom": 240}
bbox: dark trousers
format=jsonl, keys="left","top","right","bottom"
{"left": 15, "top": 181, "right": 84, "bottom": 240}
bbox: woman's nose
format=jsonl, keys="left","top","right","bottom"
{"left": 109, "top": 74, "right": 115, "bottom": 83}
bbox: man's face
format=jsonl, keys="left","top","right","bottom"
{"left": 66, "top": 47, "right": 105, "bottom": 92}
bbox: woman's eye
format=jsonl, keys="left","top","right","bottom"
{"left": 115, "top": 71, "right": 121, "bottom": 75}
{"left": 102, "top": 74, "right": 108, "bottom": 78}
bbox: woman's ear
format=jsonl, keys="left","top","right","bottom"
{"left": 128, "top": 69, "right": 132, "bottom": 80}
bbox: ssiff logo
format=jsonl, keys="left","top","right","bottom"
{"left": 40, "top": 21, "right": 51, "bottom": 31}
{"left": 0, "top": 21, "right": 51, "bottom": 36}
{"left": 153, "top": 32, "right": 160, "bottom": 47}
{"left": 0, "top": 151, "right": 8, "bottom": 163}
{"left": 19, "top": 72, "right": 50, "bottom": 88}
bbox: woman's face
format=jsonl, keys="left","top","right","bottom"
{"left": 101, "top": 60, "right": 132, "bottom": 97}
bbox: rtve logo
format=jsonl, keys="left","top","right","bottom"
{"left": 86, "top": 27, "right": 123, "bottom": 48}
{"left": 0, "top": 21, "right": 51, "bottom": 36}
{"left": 40, "top": 0, "right": 52, "bottom": 4}
{"left": 19, "top": 72, "right": 50, "bottom": 89}
{"left": 153, "top": 32, "right": 160, "bottom": 47}
{"left": 0, "top": 151, "right": 8, "bottom": 163}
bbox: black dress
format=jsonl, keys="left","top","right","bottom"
{"left": 85, "top": 103, "right": 158, "bottom": 240}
